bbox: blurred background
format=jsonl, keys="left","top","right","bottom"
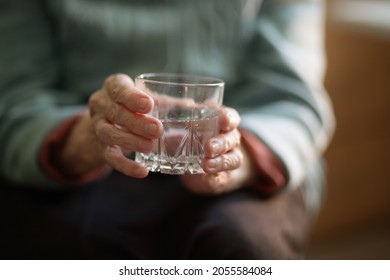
{"left": 306, "top": 0, "right": 390, "bottom": 259}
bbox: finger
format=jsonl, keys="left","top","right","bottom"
{"left": 105, "top": 102, "right": 163, "bottom": 139}
{"left": 88, "top": 89, "right": 111, "bottom": 117}
{"left": 95, "top": 119, "right": 155, "bottom": 153}
{"left": 218, "top": 106, "right": 240, "bottom": 132}
{"left": 104, "top": 73, "right": 154, "bottom": 114}
{"left": 201, "top": 173, "right": 231, "bottom": 195}
{"left": 202, "top": 173, "right": 225, "bottom": 192}
{"left": 204, "top": 129, "right": 241, "bottom": 158}
{"left": 202, "top": 148, "right": 243, "bottom": 174}
{"left": 202, "top": 171, "right": 243, "bottom": 194}
{"left": 180, "top": 174, "right": 225, "bottom": 195}
{"left": 104, "top": 145, "right": 149, "bottom": 178}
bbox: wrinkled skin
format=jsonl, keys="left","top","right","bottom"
{"left": 57, "top": 74, "right": 255, "bottom": 195}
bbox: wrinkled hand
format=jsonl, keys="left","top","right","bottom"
{"left": 57, "top": 74, "right": 163, "bottom": 178}
{"left": 180, "top": 107, "right": 255, "bottom": 195}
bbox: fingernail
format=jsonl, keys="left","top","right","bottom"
{"left": 211, "top": 139, "right": 222, "bottom": 156}
{"left": 208, "top": 158, "right": 219, "bottom": 168}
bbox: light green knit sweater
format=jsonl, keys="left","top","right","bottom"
{"left": 0, "top": 0, "right": 334, "bottom": 210}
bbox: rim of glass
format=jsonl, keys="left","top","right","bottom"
{"left": 135, "top": 73, "right": 224, "bottom": 87}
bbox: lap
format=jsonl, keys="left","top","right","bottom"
{"left": 0, "top": 171, "right": 312, "bottom": 259}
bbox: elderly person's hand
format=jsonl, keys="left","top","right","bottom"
{"left": 57, "top": 73, "right": 255, "bottom": 192}
{"left": 56, "top": 74, "right": 163, "bottom": 178}
{"left": 180, "top": 107, "right": 256, "bottom": 195}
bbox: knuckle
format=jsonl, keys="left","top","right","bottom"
{"left": 220, "top": 130, "right": 241, "bottom": 153}
{"left": 104, "top": 74, "right": 117, "bottom": 89}
{"left": 222, "top": 151, "right": 242, "bottom": 169}
{"left": 104, "top": 75, "right": 114, "bottom": 86}
{"left": 105, "top": 74, "right": 131, "bottom": 102}
{"left": 107, "top": 104, "right": 119, "bottom": 123}
{"left": 88, "top": 91, "right": 102, "bottom": 111}
{"left": 229, "top": 108, "right": 240, "bottom": 123}
{"left": 103, "top": 146, "right": 121, "bottom": 164}
{"left": 96, "top": 122, "right": 114, "bottom": 143}
{"left": 224, "top": 107, "right": 240, "bottom": 129}
{"left": 224, "top": 136, "right": 235, "bottom": 151}
{"left": 222, "top": 154, "right": 233, "bottom": 168}
{"left": 110, "top": 85, "right": 126, "bottom": 101}
{"left": 104, "top": 73, "right": 127, "bottom": 87}
{"left": 234, "top": 130, "right": 241, "bottom": 145}
{"left": 204, "top": 157, "right": 221, "bottom": 173}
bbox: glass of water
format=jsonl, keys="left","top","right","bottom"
{"left": 135, "top": 73, "right": 224, "bottom": 175}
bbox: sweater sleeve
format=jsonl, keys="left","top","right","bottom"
{"left": 0, "top": 1, "right": 86, "bottom": 188}
{"left": 230, "top": 0, "right": 335, "bottom": 191}
{"left": 239, "top": 128, "right": 287, "bottom": 196}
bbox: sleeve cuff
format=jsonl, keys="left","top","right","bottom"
{"left": 239, "top": 128, "right": 287, "bottom": 196}
{"left": 38, "top": 113, "right": 110, "bottom": 186}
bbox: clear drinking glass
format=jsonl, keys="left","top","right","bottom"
{"left": 135, "top": 73, "right": 224, "bottom": 175}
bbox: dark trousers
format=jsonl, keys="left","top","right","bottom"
{"left": 0, "top": 171, "right": 312, "bottom": 259}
